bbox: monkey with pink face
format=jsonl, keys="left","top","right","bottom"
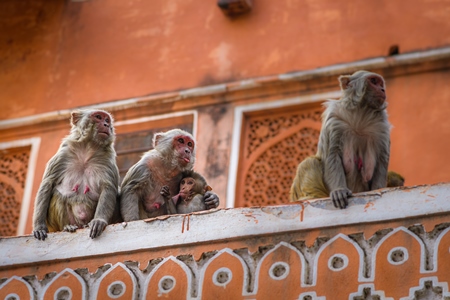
{"left": 290, "top": 70, "right": 391, "bottom": 209}
{"left": 120, "top": 129, "right": 219, "bottom": 221}
{"left": 32, "top": 109, "right": 120, "bottom": 240}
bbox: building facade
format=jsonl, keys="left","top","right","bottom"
{"left": 1, "top": 0, "right": 450, "bottom": 236}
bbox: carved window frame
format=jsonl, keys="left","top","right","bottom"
{"left": 227, "top": 91, "right": 342, "bottom": 208}
{"left": 0, "top": 137, "right": 41, "bottom": 235}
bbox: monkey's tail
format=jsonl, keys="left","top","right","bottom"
{"left": 289, "top": 156, "right": 329, "bottom": 202}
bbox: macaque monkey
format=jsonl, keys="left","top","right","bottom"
{"left": 32, "top": 110, "right": 120, "bottom": 240}
{"left": 160, "top": 170, "right": 213, "bottom": 214}
{"left": 387, "top": 171, "right": 405, "bottom": 187}
{"left": 290, "top": 70, "right": 391, "bottom": 209}
{"left": 120, "top": 129, "right": 219, "bottom": 221}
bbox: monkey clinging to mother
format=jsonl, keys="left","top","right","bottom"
{"left": 289, "top": 70, "right": 391, "bottom": 209}
{"left": 119, "top": 128, "right": 220, "bottom": 221}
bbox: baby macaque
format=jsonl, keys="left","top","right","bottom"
{"left": 160, "top": 170, "right": 213, "bottom": 214}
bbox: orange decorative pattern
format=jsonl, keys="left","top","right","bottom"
{"left": 0, "top": 147, "right": 30, "bottom": 236}
{"left": 236, "top": 105, "right": 322, "bottom": 207}
{"left": 2, "top": 225, "right": 450, "bottom": 299}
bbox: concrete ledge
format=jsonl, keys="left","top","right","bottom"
{"left": 1, "top": 183, "right": 449, "bottom": 268}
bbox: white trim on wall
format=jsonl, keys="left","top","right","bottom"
{"left": 114, "top": 110, "right": 198, "bottom": 140}
{"left": 226, "top": 90, "right": 342, "bottom": 208}
{"left": 0, "top": 137, "right": 41, "bottom": 235}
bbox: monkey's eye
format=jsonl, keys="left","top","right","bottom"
{"left": 370, "top": 78, "right": 378, "bottom": 84}
{"left": 105, "top": 118, "right": 110, "bottom": 123}
{"left": 187, "top": 142, "right": 193, "bottom": 147}
{"left": 95, "top": 114, "right": 102, "bottom": 120}
{"left": 178, "top": 138, "right": 184, "bottom": 144}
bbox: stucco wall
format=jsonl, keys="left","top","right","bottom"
{"left": 1, "top": 0, "right": 450, "bottom": 120}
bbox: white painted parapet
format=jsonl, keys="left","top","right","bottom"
{"left": 1, "top": 183, "right": 450, "bottom": 299}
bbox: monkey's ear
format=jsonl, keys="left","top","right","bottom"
{"left": 71, "top": 111, "right": 83, "bottom": 126}
{"left": 153, "top": 132, "right": 164, "bottom": 147}
{"left": 205, "top": 185, "right": 212, "bottom": 192}
{"left": 339, "top": 75, "right": 352, "bottom": 90}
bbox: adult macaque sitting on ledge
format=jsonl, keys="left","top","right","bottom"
{"left": 32, "top": 109, "right": 120, "bottom": 240}
{"left": 290, "top": 70, "right": 391, "bottom": 209}
{"left": 119, "top": 129, "right": 219, "bottom": 221}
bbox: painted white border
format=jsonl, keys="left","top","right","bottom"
{"left": 253, "top": 242, "right": 307, "bottom": 290}
{"left": 0, "top": 137, "right": 41, "bottom": 235}
{"left": 197, "top": 248, "right": 251, "bottom": 297}
{"left": 226, "top": 90, "right": 342, "bottom": 208}
{"left": 327, "top": 253, "right": 349, "bottom": 271}
{"left": 53, "top": 286, "right": 73, "bottom": 300}
{"left": 91, "top": 263, "right": 137, "bottom": 300}
{"left": 0, "top": 276, "right": 34, "bottom": 299}
{"left": 269, "top": 262, "right": 290, "bottom": 280}
{"left": 158, "top": 275, "right": 176, "bottom": 294}
{"left": 41, "top": 269, "right": 87, "bottom": 300}
{"left": 114, "top": 110, "right": 198, "bottom": 140}
{"left": 387, "top": 247, "right": 409, "bottom": 265}
{"left": 142, "top": 256, "right": 192, "bottom": 299}
{"left": 212, "top": 267, "right": 233, "bottom": 286}
{"left": 312, "top": 234, "right": 365, "bottom": 286}
{"left": 368, "top": 227, "right": 430, "bottom": 281}
{"left": 107, "top": 280, "right": 127, "bottom": 298}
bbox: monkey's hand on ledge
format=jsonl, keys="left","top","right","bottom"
{"left": 204, "top": 191, "right": 219, "bottom": 209}
{"left": 63, "top": 224, "right": 79, "bottom": 232}
{"left": 33, "top": 225, "right": 49, "bottom": 241}
{"left": 330, "top": 188, "right": 352, "bottom": 209}
{"left": 88, "top": 218, "right": 108, "bottom": 239}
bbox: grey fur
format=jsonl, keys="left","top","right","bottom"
{"left": 119, "top": 129, "right": 197, "bottom": 221}
{"left": 32, "top": 109, "right": 120, "bottom": 240}
{"left": 317, "top": 70, "right": 391, "bottom": 208}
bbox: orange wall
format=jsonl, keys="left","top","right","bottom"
{"left": 1, "top": 0, "right": 450, "bottom": 120}
{"left": 388, "top": 71, "right": 450, "bottom": 185}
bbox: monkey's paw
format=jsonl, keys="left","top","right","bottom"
{"left": 330, "top": 188, "right": 352, "bottom": 209}
{"left": 33, "top": 227, "right": 49, "bottom": 241}
{"left": 204, "top": 191, "right": 220, "bottom": 209}
{"left": 88, "top": 219, "right": 108, "bottom": 239}
{"left": 63, "top": 224, "right": 79, "bottom": 232}
{"left": 160, "top": 185, "right": 170, "bottom": 198}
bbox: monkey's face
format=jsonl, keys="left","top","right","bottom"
{"left": 364, "top": 75, "right": 386, "bottom": 109}
{"left": 173, "top": 135, "right": 195, "bottom": 166}
{"left": 90, "top": 111, "right": 113, "bottom": 140}
{"left": 179, "top": 177, "right": 196, "bottom": 200}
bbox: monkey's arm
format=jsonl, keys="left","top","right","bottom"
{"left": 32, "top": 154, "right": 64, "bottom": 240}
{"left": 120, "top": 163, "right": 149, "bottom": 222}
{"left": 89, "top": 162, "right": 120, "bottom": 239}
{"left": 160, "top": 186, "right": 177, "bottom": 214}
{"left": 203, "top": 191, "right": 219, "bottom": 209}
{"left": 320, "top": 118, "right": 352, "bottom": 209}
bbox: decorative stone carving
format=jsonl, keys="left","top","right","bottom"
{"left": 0, "top": 147, "right": 30, "bottom": 236}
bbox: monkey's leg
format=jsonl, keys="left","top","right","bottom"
{"left": 290, "top": 156, "right": 328, "bottom": 201}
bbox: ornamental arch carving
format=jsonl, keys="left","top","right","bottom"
{"left": 235, "top": 102, "right": 323, "bottom": 207}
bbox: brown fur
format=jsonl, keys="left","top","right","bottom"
{"left": 161, "top": 170, "right": 213, "bottom": 214}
